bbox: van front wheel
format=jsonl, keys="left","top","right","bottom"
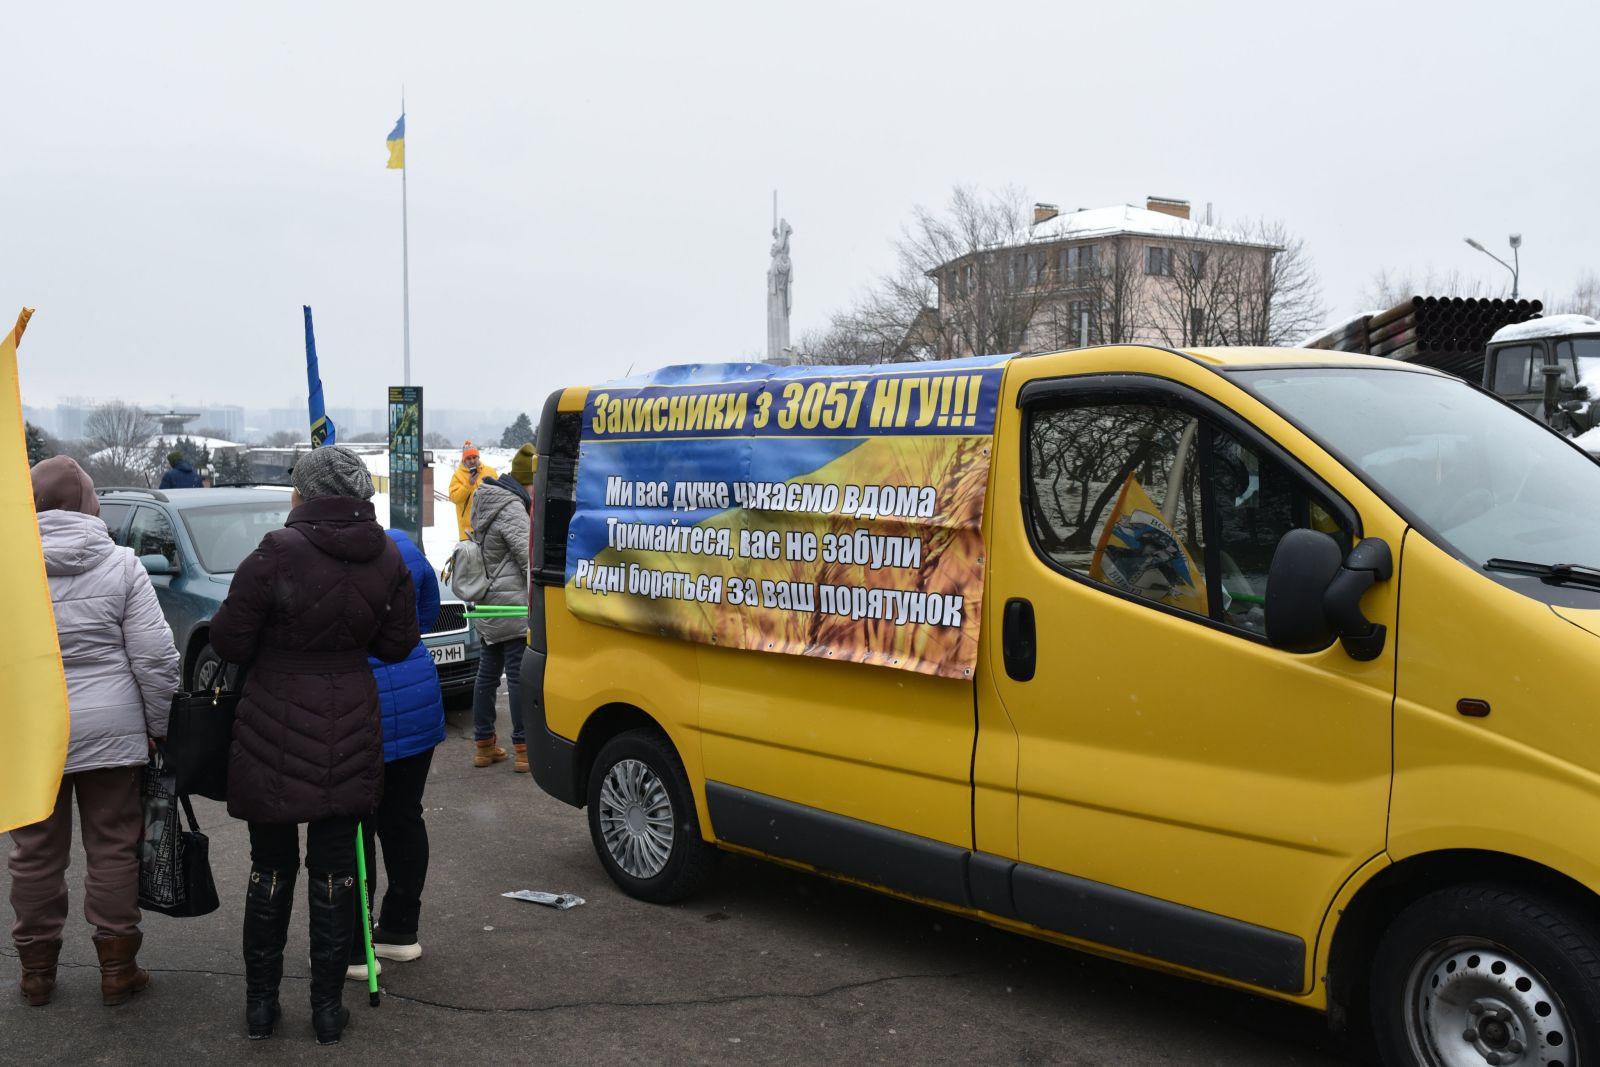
{"left": 1368, "top": 884, "right": 1600, "bottom": 1067}
{"left": 586, "top": 729, "right": 717, "bottom": 903}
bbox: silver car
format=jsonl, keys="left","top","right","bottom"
{"left": 95, "top": 486, "right": 478, "bottom": 701}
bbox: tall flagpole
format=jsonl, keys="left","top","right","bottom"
{"left": 401, "top": 89, "right": 411, "bottom": 386}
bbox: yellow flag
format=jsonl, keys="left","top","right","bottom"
{"left": 1089, "top": 471, "right": 1208, "bottom": 615}
{"left": 0, "top": 308, "right": 70, "bottom": 834}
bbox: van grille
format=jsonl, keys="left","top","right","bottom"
{"left": 429, "top": 602, "right": 467, "bottom": 634}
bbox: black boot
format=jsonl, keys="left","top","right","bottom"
{"left": 307, "top": 870, "right": 356, "bottom": 1045}
{"left": 242, "top": 866, "right": 296, "bottom": 1040}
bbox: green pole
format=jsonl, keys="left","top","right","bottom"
{"left": 355, "top": 823, "right": 380, "bottom": 1007}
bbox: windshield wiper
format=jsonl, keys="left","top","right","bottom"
{"left": 1484, "top": 558, "right": 1600, "bottom": 590}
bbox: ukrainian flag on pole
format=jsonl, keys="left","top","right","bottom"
{"left": 386, "top": 114, "right": 405, "bottom": 169}
{"left": 0, "top": 308, "right": 70, "bottom": 834}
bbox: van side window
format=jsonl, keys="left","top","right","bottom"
{"left": 1210, "top": 427, "right": 1351, "bottom": 636}
{"left": 1027, "top": 398, "right": 1354, "bottom": 639}
{"left": 1028, "top": 402, "right": 1209, "bottom": 619}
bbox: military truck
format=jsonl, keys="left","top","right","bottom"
{"left": 1482, "top": 313, "right": 1600, "bottom": 443}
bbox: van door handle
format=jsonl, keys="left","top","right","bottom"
{"left": 1003, "top": 598, "right": 1036, "bottom": 682}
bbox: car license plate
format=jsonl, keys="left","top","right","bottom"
{"left": 430, "top": 644, "right": 465, "bottom": 665}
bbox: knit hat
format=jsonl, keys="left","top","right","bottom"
{"left": 167, "top": 450, "right": 184, "bottom": 466}
{"left": 291, "top": 445, "right": 374, "bottom": 501}
{"left": 461, "top": 440, "right": 480, "bottom": 461}
{"left": 31, "top": 455, "right": 100, "bottom": 517}
{"left": 510, "top": 443, "right": 537, "bottom": 486}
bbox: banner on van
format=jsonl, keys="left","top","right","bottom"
{"left": 564, "top": 356, "right": 1008, "bottom": 679}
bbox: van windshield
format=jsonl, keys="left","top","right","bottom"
{"left": 1229, "top": 367, "right": 1600, "bottom": 572}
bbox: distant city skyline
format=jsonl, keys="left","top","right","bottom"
{"left": 22, "top": 397, "right": 533, "bottom": 447}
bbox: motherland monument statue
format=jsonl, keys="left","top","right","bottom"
{"left": 767, "top": 192, "right": 793, "bottom": 363}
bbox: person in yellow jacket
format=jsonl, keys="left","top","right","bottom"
{"left": 447, "top": 442, "right": 498, "bottom": 541}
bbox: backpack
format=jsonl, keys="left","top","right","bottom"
{"left": 443, "top": 535, "right": 496, "bottom": 603}
{"left": 444, "top": 537, "right": 486, "bottom": 604}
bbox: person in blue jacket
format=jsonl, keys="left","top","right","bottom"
{"left": 158, "top": 451, "right": 204, "bottom": 490}
{"left": 347, "top": 528, "right": 447, "bottom": 978}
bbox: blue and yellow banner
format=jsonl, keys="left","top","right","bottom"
{"left": 566, "top": 356, "right": 1007, "bottom": 679}
{"left": 0, "top": 308, "right": 71, "bottom": 834}
{"left": 304, "top": 305, "right": 336, "bottom": 447}
{"left": 386, "top": 114, "right": 405, "bottom": 170}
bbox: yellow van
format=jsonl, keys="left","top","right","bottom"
{"left": 524, "top": 345, "right": 1600, "bottom": 1065}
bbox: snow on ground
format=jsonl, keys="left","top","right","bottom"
{"left": 363, "top": 450, "right": 509, "bottom": 573}
{"left": 370, "top": 485, "right": 460, "bottom": 573}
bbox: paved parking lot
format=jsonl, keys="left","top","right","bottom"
{"left": 2, "top": 700, "right": 1358, "bottom": 1066}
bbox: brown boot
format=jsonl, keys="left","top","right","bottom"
{"left": 94, "top": 933, "right": 150, "bottom": 1006}
{"left": 474, "top": 736, "right": 508, "bottom": 768}
{"left": 514, "top": 744, "right": 529, "bottom": 773}
{"left": 16, "top": 940, "right": 61, "bottom": 1006}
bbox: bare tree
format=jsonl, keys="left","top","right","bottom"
{"left": 806, "top": 186, "right": 1054, "bottom": 363}
{"left": 905, "top": 186, "right": 1059, "bottom": 358}
{"left": 1149, "top": 229, "right": 1236, "bottom": 347}
{"left": 1228, "top": 219, "right": 1325, "bottom": 346}
{"left": 260, "top": 429, "right": 303, "bottom": 448}
{"left": 1358, "top": 267, "right": 1501, "bottom": 309}
{"left": 1146, "top": 219, "right": 1324, "bottom": 347}
{"left": 1028, "top": 235, "right": 1149, "bottom": 349}
{"left": 83, "top": 401, "right": 157, "bottom": 486}
{"left": 795, "top": 304, "right": 927, "bottom": 365}
{"left": 1551, "top": 272, "right": 1600, "bottom": 317}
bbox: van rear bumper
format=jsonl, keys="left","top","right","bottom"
{"left": 519, "top": 646, "right": 583, "bottom": 807}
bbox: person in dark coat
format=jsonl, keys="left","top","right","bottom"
{"left": 158, "top": 451, "right": 203, "bottom": 490}
{"left": 345, "top": 528, "right": 446, "bottom": 980}
{"left": 209, "top": 445, "right": 419, "bottom": 1046}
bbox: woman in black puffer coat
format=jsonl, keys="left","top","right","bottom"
{"left": 210, "top": 446, "right": 418, "bottom": 1045}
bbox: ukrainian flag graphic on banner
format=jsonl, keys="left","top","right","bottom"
{"left": 1089, "top": 472, "right": 1208, "bottom": 615}
{"left": 0, "top": 308, "right": 71, "bottom": 834}
{"left": 386, "top": 114, "right": 405, "bottom": 169}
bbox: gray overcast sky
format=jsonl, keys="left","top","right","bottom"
{"left": 5, "top": 0, "right": 1596, "bottom": 415}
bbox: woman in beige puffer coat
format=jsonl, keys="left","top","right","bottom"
{"left": 9, "top": 457, "right": 180, "bottom": 1008}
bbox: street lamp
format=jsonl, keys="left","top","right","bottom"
{"left": 1464, "top": 234, "right": 1521, "bottom": 299}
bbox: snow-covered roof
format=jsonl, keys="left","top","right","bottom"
{"left": 152, "top": 434, "right": 245, "bottom": 451}
{"left": 88, "top": 434, "right": 246, "bottom": 466}
{"left": 1490, "top": 314, "right": 1600, "bottom": 344}
{"left": 1573, "top": 426, "right": 1600, "bottom": 455}
{"left": 1019, "top": 204, "right": 1276, "bottom": 250}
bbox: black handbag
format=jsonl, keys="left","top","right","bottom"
{"left": 166, "top": 665, "right": 244, "bottom": 802}
{"left": 138, "top": 754, "right": 220, "bottom": 918}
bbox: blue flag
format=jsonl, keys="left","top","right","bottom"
{"left": 304, "top": 305, "right": 336, "bottom": 447}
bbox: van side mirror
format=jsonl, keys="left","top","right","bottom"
{"left": 1264, "top": 530, "right": 1392, "bottom": 661}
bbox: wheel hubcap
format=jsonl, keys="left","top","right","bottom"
{"left": 1405, "top": 937, "right": 1574, "bottom": 1067}
{"left": 597, "top": 759, "right": 674, "bottom": 879}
